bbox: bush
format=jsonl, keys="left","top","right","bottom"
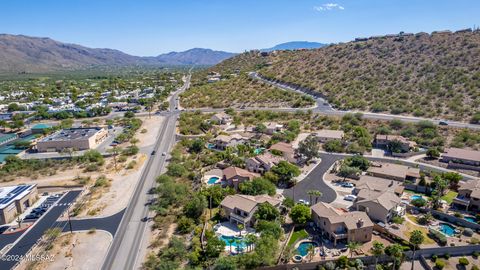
{"left": 435, "top": 259, "right": 446, "bottom": 270}
{"left": 472, "top": 265, "right": 479, "bottom": 270}
{"left": 431, "top": 254, "right": 438, "bottom": 261}
{"left": 392, "top": 216, "right": 404, "bottom": 224}
{"left": 473, "top": 251, "right": 479, "bottom": 258}
{"left": 444, "top": 253, "right": 450, "bottom": 259}
{"left": 177, "top": 217, "right": 194, "bottom": 234}
{"left": 458, "top": 257, "right": 469, "bottom": 266}
{"left": 464, "top": 228, "right": 474, "bottom": 237}
{"left": 411, "top": 198, "right": 427, "bottom": 207}
{"left": 429, "top": 229, "right": 447, "bottom": 246}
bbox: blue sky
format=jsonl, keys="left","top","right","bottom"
{"left": 1, "top": 0, "right": 479, "bottom": 56}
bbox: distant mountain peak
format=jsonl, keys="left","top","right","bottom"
{"left": 261, "top": 41, "right": 326, "bottom": 52}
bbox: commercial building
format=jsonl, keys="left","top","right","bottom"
{"left": 37, "top": 127, "right": 108, "bottom": 152}
{"left": 0, "top": 184, "right": 38, "bottom": 224}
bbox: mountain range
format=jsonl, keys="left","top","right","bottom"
{"left": 0, "top": 34, "right": 327, "bottom": 74}
{"left": 0, "top": 34, "right": 236, "bottom": 74}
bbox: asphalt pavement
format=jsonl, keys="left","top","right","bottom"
{"left": 54, "top": 209, "right": 125, "bottom": 236}
{"left": 0, "top": 190, "right": 81, "bottom": 270}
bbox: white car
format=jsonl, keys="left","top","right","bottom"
{"left": 344, "top": 195, "right": 357, "bottom": 201}
{"left": 341, "top": 182, "right": 354, "bottom": 188}
{"left": 298, "top": 199, "right": 310, "bottom": 206}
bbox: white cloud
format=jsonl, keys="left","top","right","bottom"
{"left": 313, "top": 3, "right": 345, "bottom": 11}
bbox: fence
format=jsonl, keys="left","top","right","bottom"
{"left": 259, "top": 245, "right": 480, "bottom": 270}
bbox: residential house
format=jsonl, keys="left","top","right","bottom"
{"left": 269, "top": 142, "right": 296, "bottom": 163}
{"left": 353, "top": 175, "right": 404, "bottom": 196}
{"left": 213, "top": 134, "right": 245, "bottom": 150}
{"left": 375, "top": 134, "right": 416, "bottom": 153}
{"left": 311, "top": 202, "right": 374, "bottom": 247}
{"left": 222, "top": 167, "right": 259, "bottom": 190}
{"left": 210, "top": 112, "right": 233, "bottom": 125}
{"left": 245, "top": 153, "right": 285, "bottom": 173}
{"left": 442, "top": 148, "right": 480, "bottom": 167}
{"left": 314, "top": 130, "right": 345, "bottom": 143}
{"left": 453, "top": 180, "right": 480, "bottom": 211}
{"left": 220, "top": 194, "right": 282, "bottom": 227}
{"left": 353, "top": 190, "right": 404, "bottom": 224}
{"left": 367, "top": 162, "right": 420, "bottom": 182}
{"left": 265, "top": 122, "right": 283, "bottom": 135}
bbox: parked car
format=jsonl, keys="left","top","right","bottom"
{"left": 151, "top": 150, "right": 156, "bottom": 155}
{"left": 24, "top": 213, "right": 39, "bottom": 220}
{"left": 344, "top": 195, "right": 357, "bottom": 201}
{"left": 341, "top": 182, "right": 354, "bottom": 188}
{"left": 439, "top": 121, "right": 448, "bottom": 126}
{"left": 298, "top": 199, "right": 310, "bottom": 206}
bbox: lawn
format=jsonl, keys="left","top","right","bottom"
{"left": 441, "top": 191, "right": 458, "bottom": 204}
{"left": 287, "top": 229, "right": 308, "bottom": 246}
{"left": 404, "top": 218, "right": 436, "bottom": 245}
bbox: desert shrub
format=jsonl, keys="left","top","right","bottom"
{"left": 435, "top": 259, "right": 445, "bottom": 270}
{"left": 458, "top": 257, "right": 469, "bottom": 266}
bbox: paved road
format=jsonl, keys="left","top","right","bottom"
{"left": 0, "top": 190, "right": 81, "bottom": 269}
{"left": 250, "top": 72, "right": 480, "bottom": 130}
{"left": 102, "top": 72, "right": 191, "bottom": 270}
{"left": 54, "top": 209, "right": 125, "bottom": 236}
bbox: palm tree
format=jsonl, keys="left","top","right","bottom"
{"left": 228, "top": 238, "right": 235, "bottom": 254}
{"left": 386, "top": 244, "right": 403, "bottom": 270}
{"left": 409, "top": 230, "right": 425, "bottom": 270}
{"left": 244, "top": 234, "right": 257, "bottom": 252}
{"left": 235, "top": 239, "right": 243, "bottom": 254}
{"left": 307, "top": 190, "right": 315, "bottom": 205}
{"left": 312, "top": 190, "right": 322, "bottom": 204}
{"left": 307, "top": 244, "right": 315, "bottom": 262}
{"left": 346, "top": 241, "right": 361, "bottom": 258}
{"left": 237, "top": 223, "right": 244, "bottom": 237}
{"left": 370, "top": 240, "right": 384, "bottom": 270}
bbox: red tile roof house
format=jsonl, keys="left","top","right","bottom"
{"left": 220, "top": 194, "right": 282, "bottom": 227}
{"left": 222, "top": 167, "right": 260, "bottom": 190}
{"left": 245, "top": 152, "right": 285, "bottom": 174}
{"left": 269, "top": 142, "right": 296, "bottom": 163}
{"left": 441, "top": 148, "right": 480, "bottom": 167}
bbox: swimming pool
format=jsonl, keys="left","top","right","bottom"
{"left": 411, "top": 195, "right": 423, "bottom": 201}
{"left": 439, "top": 223, "right": 456, "bottom": 236}
{"left": 254, "top": 147, "right": 265, "bottom": 155}
{"left": 207, "top": 176, "right": 220, "bottom": 184}
{"left": 207, "top": 143, "right": 216, "bottom": 149}
{"left": 464, "top": 216, "right": 476, "bottom": 223}
{"left": 220, "top": 235, "right": 247, "bottom": 252}
{"left": 296, "top": 241, "right": 318, "bottom": 257}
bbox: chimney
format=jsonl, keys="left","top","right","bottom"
{"left": 357, "top": 218, "right": 364, "bottom": 227}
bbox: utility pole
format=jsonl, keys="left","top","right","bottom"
{"left": 67, "top": 210, "right": 73, "bottom": 233}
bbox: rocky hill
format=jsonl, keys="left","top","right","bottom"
{"left": 0, "top": 34, "right": 235, "bottom": 74}
{"left": 261, "top": 41, "right": 326, "bottom": 52}
{"left": 258, "top": 30, "right": 480, "bottom": 121}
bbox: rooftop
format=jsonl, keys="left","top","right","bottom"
{"left": 40, "top": 127, "right": 104, "bottom": 142}
{"left": 0, "top": 184, "right": 36, "bottom": 209}
{"left": 315, "top": 129, "right": 344, "bottom": 139}
{"left": 311, "top": 202, "right": 374, "bottom": 230}
{"left": 221, "top": 194, "right": 282, "bottom": 214}
{"left": 443, "top": 147, "right": 480, "bottom": 162}
{"left": 367, "top": 162, "right": 420, "bottom": 180}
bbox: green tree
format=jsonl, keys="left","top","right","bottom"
{"left": 370, "top": 240, "right": 384, "bottom": 270}
{"left": 289, "top": 204, "right": 310, "bottom": 224}
{"left": 213, "top": 256, "right": 237, "bottom": 270}
{"left": 323, "top": 139, "right": 344, "bottom": 152}
{"left": 409, "top": 230, "right": 425, "bottom": 270}
{"left": 271, "top": 161, "right": 301, "bottom": 185}
{"left": 338, "top": 165, "right": 360, "bottom": 180}
{"left": 346, "top": 241, "right": 361, "bottom": 258}
{"left": 183, "top": 194, "right": 207, "bottom": 219}
{"left": 385, "top": 244, "right": 404, "bottom": 270}
{"left": 307, "top": 190, "right": 322, "bottom": 205}
{"left": 239, "top": 177, "right": 276, "bottom": 196}
{"left": 426, "top": 148, "right": 440, "bottom": 159}
{"left": 297, "top": 135, "right": 320, "bottom": 163}
{"left": 254, "top": 202, "right": 280, "bottom": 221}
{"left": 205, "top": 234, "right": 226, "bottom": 259}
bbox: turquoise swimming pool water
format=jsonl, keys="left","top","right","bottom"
{"left": 439, "top": 223, "right": 456, "bottom": 236}
{"left": 207, "top": 143, "right": 216, "bottom": 149}
{"left": 207, "top": 176, "right": 220, "bottom": 184}
{"left": 411, "top": 195, "right": 423, "bottom": 201}
{"left": 296, "top": 241, "right": 318, "bottom": 256}
{"left": 220, "top": 235, "right": 247, "bottom": 252}
{"left": 254, "top": 147, "right": 265, "bottom": 155}
{"left": 464, "top": 216, "right": 476, "bottom": 223}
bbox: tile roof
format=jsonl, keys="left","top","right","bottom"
{"left": 269, "top": 142, "right": 294, "bottom": 154}
{"left": 311, "top": 202, "right": 373, "bottom": 230}
{"left": 443, "top": 148, "right": 480, "bottom": 162}
{"left": 223, "top": 167, "right": 259, "bottom": 180}
{"left": 220, "top": 194, "right": 282, "bottom": 213}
